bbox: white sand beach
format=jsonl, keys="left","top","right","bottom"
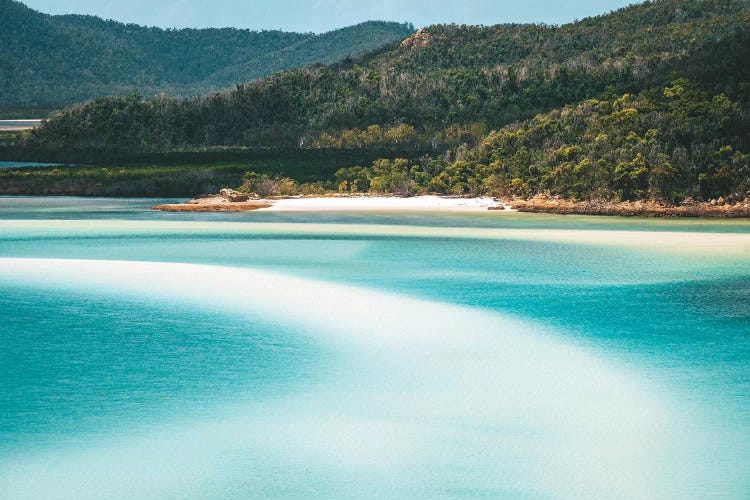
{"left": 259, "top": 195, "right": 504, "bottom": 212}
{"left": 154, "top": 195, "right": 506, "bottom": 213}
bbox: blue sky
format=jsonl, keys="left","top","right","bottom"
{"left": 24, "top": 0, "right": 637, "bottom": 33}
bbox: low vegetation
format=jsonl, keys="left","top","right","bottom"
{"left": 0, "top": 159, "right": 343, "bottom": 196}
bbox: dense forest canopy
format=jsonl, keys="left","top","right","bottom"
{"left": 0, "top": 0, "right": 412, "bottom": 112}
{"left": 8, "top": 0, "right": 750, "bottom": 202}
{"left": 323, "top": 81, "right": 750, "bottom": 202}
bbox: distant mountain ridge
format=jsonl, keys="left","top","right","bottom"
{"left": 0, "top": 0, "right": 413, "bottom": 111}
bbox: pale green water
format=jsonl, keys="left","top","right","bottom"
{"left": 0, "top": 197, "right": 749, "bottom": 499}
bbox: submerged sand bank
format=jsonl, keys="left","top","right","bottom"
{"left": 0, "top": 257, "right": 685, "bottom": 498}
{"left": 2, "top": 220, "right": 749, "bottom": 256}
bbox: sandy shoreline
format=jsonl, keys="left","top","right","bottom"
{"left": 153, "top": 194, "right": 750, "bottom": 217}
{"left": 263, "top": 195, "right": 503, "bottom": 212}
{"left": 155, "top": 195, "right": 505, "bottom": 213}
{"left": 506, "top": 197, "right": 750, "bottom": 218}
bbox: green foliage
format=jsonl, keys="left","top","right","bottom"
{"left": 0, "top": 163, "right": 248, "bottom": 196}
{"left": 0, "top": 0, "right": 412, "bottom": 110}
{"left": 330, "top": 157, "right": 496, "bottom": 197}
{"left": 293, "top": 80, "right": 750, "bottom": 201}
{"left": 7, "top": 0, "right": 750, "bottom": 202}
{"left": 240, "top": 171, "right": 299, "bottom": 197}
{"left": 0, "top": 158, "right": 345, "bottom": 196}
{"left": 465, "top": 80, "right": 750, "bottom": 201}
{"left": 315, "top": 124, "right": 420, "bottom": 149}
{"left": 24, "top": 0, "right": 750, "bottom": 151}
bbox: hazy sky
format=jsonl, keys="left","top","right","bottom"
{"left": 23, "top": 0, "right": 637, "bottom": 33}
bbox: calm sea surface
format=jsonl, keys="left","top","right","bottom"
{"left": 0, "top": 162, "right": 63, "bottom": 169}
{"left": 0, "top": 197, "right": 748, "bottom": 499}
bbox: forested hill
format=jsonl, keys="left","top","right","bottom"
{"left": 28, "top": 0, "right": 749, "bottom": 148}
{"left": 0, "top": 0, "right": 412, "bottom": 112}
{"left": 11, "top": 0, "right": 750, "bottom": 202}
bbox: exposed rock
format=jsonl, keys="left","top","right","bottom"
{"left": 400, "top": 29, "right": 440, "bottom": 50}
{"left": 154, "top": 195, "right": 271, "bottom": 212}
{"left": 680, "top": 197, "right": 698, "bottom": 206}
{"left": 493, "top": 197, "right": 750, "bottom": 217}
{"left": 220, "top": 188, "right": 250, "bottom": 202}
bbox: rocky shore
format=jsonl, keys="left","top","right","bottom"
{"left": 153, "top": 190, "right": 501, "bottom": 212}
{"left": 496, "top": 197, "right": 750, "bottom": 218}
{"left": 153, "top": 190, "right": 271, "bottom": 212}
{"left": 154, "top": 189, "right": 750, "bottom": 217}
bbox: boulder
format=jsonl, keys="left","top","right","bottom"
{"left": 220, "top": 188, "right": 250, "bottom": 202}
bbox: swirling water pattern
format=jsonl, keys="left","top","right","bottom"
{"left": 0, "top": 198, "right": 748, "bottom": 499}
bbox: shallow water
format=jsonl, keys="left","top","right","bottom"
{"left": 0, "top": 120, "right": 41, "bottom": 132}
{"left": 0, "top": 198, "right": 748, "bottom": 499}
{"left": 0, "top": 162, "right": 63, "bottom": 169}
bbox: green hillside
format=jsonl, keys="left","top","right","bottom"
{"left": 326, "top": 81, "right": 750, "bottom": 202}
{"left": 0, "top": 0, "right": 412, "bottom": 112}
{"left": 8, "top": 0, "right": 750, "bottom": 202}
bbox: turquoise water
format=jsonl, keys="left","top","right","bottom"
{"left": 0, "top": 162, "right": 63, "bottom": 169}
{"left": 0, "top": 198, "right": 749, "bottom": 499}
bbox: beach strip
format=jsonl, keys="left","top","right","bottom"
{"left": 154, "top": 195, "right": 503, "bottom": 213}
